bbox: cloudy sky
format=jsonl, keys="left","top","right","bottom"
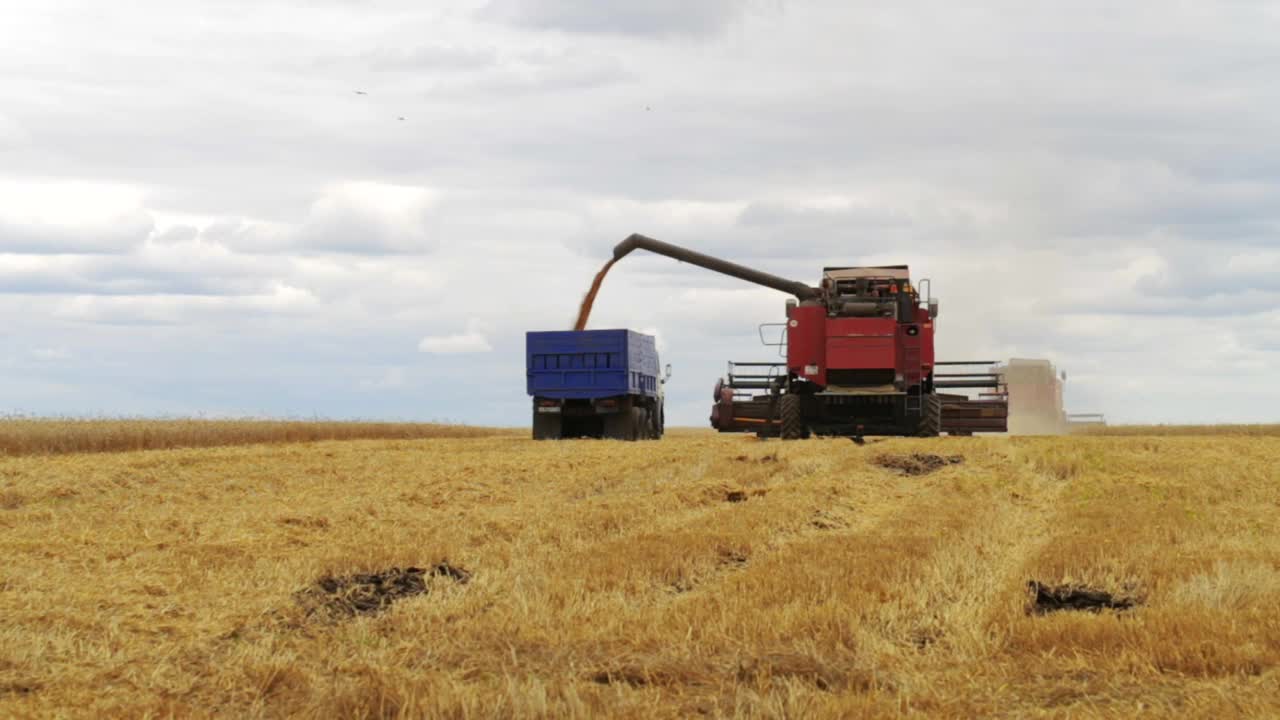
{"left": 3, "top": 0, "right": 1278, "bottom": 426}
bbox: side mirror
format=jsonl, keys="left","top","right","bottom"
{"left": 928, "top": 298, "right": 940, "bottom": 319}
{"left": 664, "top": 363, "right": 673, "bottom": 381}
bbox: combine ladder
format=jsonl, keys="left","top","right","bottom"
{"left": 904, "top": 346, "right": 924, "bottom": 416}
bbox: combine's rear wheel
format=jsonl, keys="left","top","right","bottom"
{"left": 917, "top": 394, "right": 942, "bottom": 438}
{"left": 779, "top": 394, "right": 805, "bottom": 440}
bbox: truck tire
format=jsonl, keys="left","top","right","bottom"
{"left": 917, "top": 394, "right": 942, "bottom": 438}
{"left": 651, "top": 401, "right": 664, "bottom": 439}
{"left": 603, "top": 410, "right": 629, "bottom": 440}
{"left": 633, "top": 407, "right": 648, "bottom": 440}
{"left": 779, "top": 394, "right": 805, "bottom": 440}
{"left": 532, "top": 408, "right": 561, "bottom": 440}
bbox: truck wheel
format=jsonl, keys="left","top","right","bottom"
{"left": 779, "top": 394, "right": 805, "bottom": 440}
{"left": 603, "top": 404, "right": 631, "bottom": 440}
{"left": 632, "top": 407, "right": 648, "bottom": 440}
{"left": 532, "top": 409, "right": 561, "bottom": 440}
{"left": 917, "top": 395, "right": 942, "bottom": 438}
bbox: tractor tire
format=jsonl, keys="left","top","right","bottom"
{"left": 917, "top": 394, "right": 942, "bottom": 438}
{"left": 532, "top": 409, "right": 561, "bottom": 440}
{"left": 779, "top": 394, "right": 805, "bottom": 440}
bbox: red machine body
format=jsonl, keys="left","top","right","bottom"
{"left": 786, "top": 307, "right": 935, "bottom": 387}
{"left": 609, "top": 234, "right": 1007, "bottom": 439}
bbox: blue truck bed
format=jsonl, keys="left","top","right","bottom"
{"left": 526, "top": 329, "right": 660, "bottom": 400}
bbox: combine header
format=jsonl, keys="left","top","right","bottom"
{"left": 610, "top": 235, "right": 1008, "bottom": 439}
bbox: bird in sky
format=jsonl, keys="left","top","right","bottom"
{"left": 398, "top": 116, "right": 407, "bottom": 121}
{"left": 353, "top": 90, "right": 368, "bottom": 95}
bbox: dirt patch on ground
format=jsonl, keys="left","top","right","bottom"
{"left": 734, "top": 452, "right": 779, "bottom": 464}
{"left": 873, "top": 453, "right": 964, "bottom": 476}
{"left": 0, "top": 681, "right": 40, "bottom": 696}
{"left": 725, "top": 488, "right": 769, "bottom": 503}
{"left": 277, "top": 515, "right": 330, "bottom": 530}
{"left": 1028, "top": 581, "right": 1139, "bottom": 614}
{"left": 297, "top": 563, "right": 470, "bottom": 620}
{"left": 811, "top": 509, "right": 850, "bottom": 530}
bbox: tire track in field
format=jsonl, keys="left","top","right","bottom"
{"left": 523, "top": 441, "right": 823, "bottom": 599}
{"left": 863, "top": 442, "right": 1076, "bottom": 663}
{"left": 546, "top": 440, "right": 1027, "bottom": 708}
{"left": 651, "top": 439, "right": 1076, "bottom": 663}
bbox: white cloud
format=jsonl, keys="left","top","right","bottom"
{"left": 0, "top": 113, "right": 27, "bottom": 146}
{"left": 30, "top": 347, "right": 71, "bottom": 361}
{"left": 418, "top": 320, "right": 494, "bottom": 354}
{"left": 299, "top": 182, "right": 439, "bottom": 254}
{"left": 48, "top": 283, "right": 319, "bottom": 326}
{"left": 0, "top": 178, "right": 153, "bottom": 254}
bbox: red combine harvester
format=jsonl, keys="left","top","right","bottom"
{"left": 611, "top": 235, "right": 1008, "bottom": 439}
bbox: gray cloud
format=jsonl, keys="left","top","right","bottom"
{"left": 363, "top": 45, "right": 498, "bottom": 71}
{"left": 481, "top": 0, "right": 756, "bottom": 36}
{"left": 0, "top": 213, "right": 154, "bottom": 255}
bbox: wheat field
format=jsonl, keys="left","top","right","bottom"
{"left": 0, "top": 419, "right": 516, "bottom": 457}
{"left": 2, "top": 428, "right": 1279, "bottom": 718}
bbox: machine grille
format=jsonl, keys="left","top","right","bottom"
{"left": 825, "top": 369, "right": 896, "bottom": 387}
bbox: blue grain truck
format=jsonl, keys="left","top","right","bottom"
{"left": 526, "top": 329, "right": 669, "bottom": 440}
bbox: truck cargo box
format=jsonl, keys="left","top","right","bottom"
{"left": 526, "top": 329, "right": 660, "bottom": 400}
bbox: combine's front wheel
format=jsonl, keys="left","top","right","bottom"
{"left": 917, "top": 395, "right": 942, "bottom": 438}
{"left": 779, "top": 394, "right": 806, "bottom": 440}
